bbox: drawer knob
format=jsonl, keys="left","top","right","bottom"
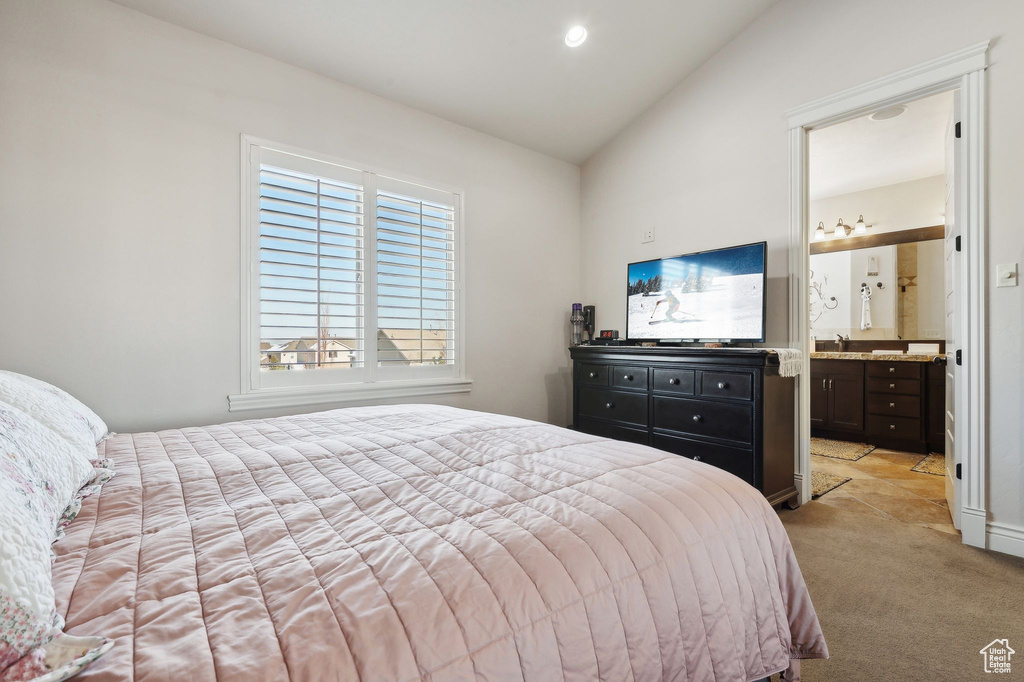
{"left": 890, "top": 383, "right": 896, "bottom": 389}
{"left": 623, "top": 374, "right": 633, "bottom": 381}
{"left": 889, "top": 367, "right": 896, "bottom": 373}
{"left": 605, "top": 402, "right": 614, "bottom": 409}
{"left": 692, "top": 414, "right": 703, "bottom": 423}
{"left": 669, "top": 378, "right": 679, "bottom": 385}
{"left": 588, "top": 371, "right": 598, "bottom": 378}
{"left": 693, "top": 455, "right": 702, "bottom": 462}
{"left": 890, "top": 402, "right": 896, "bottom": 408}
{"left": 717, "top": 381, "right": 728, "bottom": 390}
{"left": 889, "top": 424, "right": 896, "bottom": 430}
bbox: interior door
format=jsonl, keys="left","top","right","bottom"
{"left": 943, "top": 92, "right": 960, "bottom": 528}
{"left": 828, "top": 374, "right": 865, "bottom": 431}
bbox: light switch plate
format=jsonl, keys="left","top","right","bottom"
{"left": 641, "top": 227, "right": 655, "bottom": 243}
{"left": 996, "top": 263, "right": 1018, "bottom": 288}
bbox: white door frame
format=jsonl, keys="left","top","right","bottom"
{"left": 786, "top": 42, "right": 989, "bottom": 548}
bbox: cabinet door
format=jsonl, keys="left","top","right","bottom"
{"left": 810, "top": 373, "right": 828, "bottom": 427}
{"left": 828, "top": 374, "right": 865, "bottom": 432}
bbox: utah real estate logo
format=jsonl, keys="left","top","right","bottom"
{"left": 980, "top": 639, "right": 1015, "bottom": 674}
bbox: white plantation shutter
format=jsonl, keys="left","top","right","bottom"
{"left": 241, "top": 139, "right": 463, "bottom": 401}
{"left": 375, "top": 177, "right": 457, "bottom": 377}
{"left": 256, "top": 149, "right": 365, "bottom": 376}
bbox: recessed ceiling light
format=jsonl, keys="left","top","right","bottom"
{"left": 869, "top": 105, "right": 908, "bottom": 121}
{"left": 564, "top": 25, "right": 588, "bottom": 47}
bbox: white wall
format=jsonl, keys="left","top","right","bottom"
{"left": 810, "top": 175, "right": 945, "bottom": 239}
{"left": 916, "top": 240, "right": 945, "bottom": 338}
{"left": 580, "top": 0, "right": 1024, "bottom": 535}
{"left": 0, "top": 0, "right": 581, "bottom": 431}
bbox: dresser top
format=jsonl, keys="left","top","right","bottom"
{"left": 569, "top": 345, "right": 781, "bottom": 367}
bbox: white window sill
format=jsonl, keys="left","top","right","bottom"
{"left": 228, "top": 378, "right": 472, "bottom": 412}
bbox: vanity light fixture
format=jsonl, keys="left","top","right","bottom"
{"left": 833, "top": 218, "right": 849, "bottom": 239}
{"left": 813, "top": 222, "right": 826, "bottom": 241}
{"left": 564, "top": 25, "right": 588, "bottom": 47}
{"left": 854, "top": 215, "right": 868, "bottom": 235}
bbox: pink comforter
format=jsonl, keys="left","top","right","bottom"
{"left": 51, "top": 404, "right": 826, "bottom": 681}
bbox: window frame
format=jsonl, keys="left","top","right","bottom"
{"left": 230, "top": 135, "right": 469, "bottom": 412}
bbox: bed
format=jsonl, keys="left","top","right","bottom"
{"left": 47, "top": 403, "right": 826, "bottom": 681}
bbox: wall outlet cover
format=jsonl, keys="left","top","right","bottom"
{"left": 641, "top": 227, "right": 655, "bottom": 243}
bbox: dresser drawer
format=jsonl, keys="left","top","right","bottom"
{"left": 699, "top": 371, "right": 753, "bottom": 401}
{"left": 578, "top": 364, "right": 609, "bottom": 387}
{"left": 867, "top": 377, "right": 921, "bottom": 396}
{"left": 652, "top": 368, "right": 695, "bottom": 395}
{"left": 575, "top": 418, "right": 648, "bottom": 445}
{"left": 611, "top": 366, "right": 649, "bottom": 391}
{"left": 867, "top": 415, "right": 922, "bottom": 440}
{"left": 578, "top": 388, "right": 647, "bottom": 427}
{"left": 866, "top": 362, "right": 922, "bottom": 379}
{"left": 652, "top": 433, "right": 755, "bottom": 485}
{"left": 867, "top": 394, "right": 920, "bottom": 418}
{"left": 653, "top": 396, "right": 753, "bottom": 445}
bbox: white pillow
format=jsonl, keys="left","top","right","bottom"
{"left": 0, "top": 371, "right": 107, "bottom": 445}
{"left": 0, "top": 402, "right": 110, "bottom": 679}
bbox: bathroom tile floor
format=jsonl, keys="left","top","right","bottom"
{"left": 811, "top": 448, "right": 958, "bottom": 536}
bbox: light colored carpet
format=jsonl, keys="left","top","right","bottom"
{"left": 778, "top": 502, "right": 1024, "bottom": 681}
{"left": 811, "top": 470, "right": 851, "bottom": 498}
{"left": 912, "top": 453, "right": 945, "bottom": 476}
{"left": 811, "top": 437, "right": 875, "bottom": 461}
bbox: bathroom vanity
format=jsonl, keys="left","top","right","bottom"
{"left": 810, "top": 352, "right": 945, "bottom": 454}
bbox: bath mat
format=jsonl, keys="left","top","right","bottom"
{"left": 912, "top": 453, "right": 945, "bottom": 476}
{"left": 810, "top": 437, "right": 875, "bottom": 461}
{"left": 811, "top": 471, "right": 852, "bottom": 498}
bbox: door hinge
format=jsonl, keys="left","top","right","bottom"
{"left": 956, "top": 463, "right": 962, "bottom": 479}
{"left": 955, "top": 121, "right": 961, "bottom": 138}
{"left": 956, "top": 349, "right": 962, "bottom": 366}
{"left": 955, "top": 235, "right": 962, "bottom": 252}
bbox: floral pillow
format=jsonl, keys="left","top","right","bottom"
{"left": 0, "top": 373, "right": 107, "bottom": 446}
{"left": 0, "top": 403, "right": 112, "bottom": 681}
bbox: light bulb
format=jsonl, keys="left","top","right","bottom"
{"left": 564, "top": 26, "right": 588, "bottom": 47}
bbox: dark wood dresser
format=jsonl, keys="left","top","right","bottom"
{"left": 569, "top": 346, "right": 797, "bottom": 507}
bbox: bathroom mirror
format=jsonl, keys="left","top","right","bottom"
{"left": 809, "top": 228, "right": 944, "bottom": 341}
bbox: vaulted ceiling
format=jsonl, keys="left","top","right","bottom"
{"left": 108, "top": 0, "right": 777, "bottom": 163}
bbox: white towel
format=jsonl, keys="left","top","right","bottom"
{"left": 860, "top": 284, "right": 873, "bottom": 331}
{"left": 770, "top": 348, "right": 803, "bottom": 378}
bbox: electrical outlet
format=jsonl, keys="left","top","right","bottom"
{"left": 996, "top": 263, "right": 1018, "bottom": 288}
{"left": 924, "top": 330, "right": 942, "bottom": 339}
{"left": 641, "top": 227, "right": 655, "bottom": 243}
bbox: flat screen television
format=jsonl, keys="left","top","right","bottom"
{"left": 627, "top": 241, "right": 767, "bottom": 342}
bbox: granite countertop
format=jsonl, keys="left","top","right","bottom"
{"left": 811, "top": 351, "right": 945, "bottom": 362}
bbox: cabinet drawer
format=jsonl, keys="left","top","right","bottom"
{"left": 611, "top": 366, "right": 649, "bottom": 391}
{"left": 867, "top": 394, "right": 920, "bottom": 418}
{"left": 652, "top": 368, "right": 695, "bottom": 395}
{"left": 652, "top": 433, "right": 755, "bottom": 485}
{"left": 867, "top": 415, "right": 922, "bottom": 440}
{"left": 867, "top": 377, "right": 921, "bottom": 396}
{"left": 653, "top": 396, "right": 753, "bottom": 445}
{"left": 578, "top": 364, "right": 609, "bottom": 386}
{"left": 578, "top": 388, "right": 647, "bottom": 427}
{"left": 576, "top": 418, "right": 648, "bottom": 445}
{"left": 866, "top": 362, "right": 922, "bottom": 379}
{"left": 699, "top": 371, "right": 753, "bottom": 401}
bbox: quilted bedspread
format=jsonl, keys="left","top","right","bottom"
{"left": 50, "top": 404, "right": 826, "bottom": 681}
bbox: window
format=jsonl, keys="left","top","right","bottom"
{"left": 232, "top": 137, "right": 467, "bottom": 411}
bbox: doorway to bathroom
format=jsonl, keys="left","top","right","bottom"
{"left": 801, "top": 89, "right": 959, "bottom": 536}
{"left": 782, "top": 42, "right": 991, "bottom": 544}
